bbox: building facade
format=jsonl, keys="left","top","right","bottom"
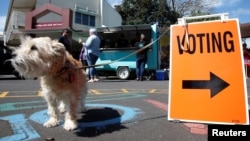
{"left": 3, "top": 0, "right": 122, "bottom": 58}
{"left": 240, "top": 22, "right": 250, "bottom": 47}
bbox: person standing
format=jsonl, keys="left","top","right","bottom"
{"left": 58, "top": 29, "right": 71, "bottom": 53}
{"left": 79, "top": 44, "right": 88, "bottom": 70}
{"left": 83, "top": 28, "right": 101, "bottom": 82}
{"left": 134, "top": 33, "right": 149, "bottom": 81}
{"left": 243, "top": 43, "right": 250, "bottom": 61}
{"left": 79, "top": 42, "right": 91, "bottom": 80}
{"left": 243, "top": 43, "right": 250, "bottom": 77}
{"left": 130, "top": 32, "right": 140, "bottom": 47}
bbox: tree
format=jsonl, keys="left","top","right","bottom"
{"left": 114, "top": 0, "right": 216, "bottom": 26}
{"left": 115, "top": 0, "right": 155, "bottom": 25}
{"left": 171, "top": 0, "right": 216, "bottom": 17}
{"left": 150, "top": 0, "right": 179, "bottom": 26}
{"left": 115, "top": 0, "right": 177, "bottom": 26}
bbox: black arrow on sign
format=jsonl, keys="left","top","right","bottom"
{"left": 182, "top": 72, "right": 230, "bottom": 98}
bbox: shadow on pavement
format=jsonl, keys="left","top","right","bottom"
{"left": 75, "top": 107, "right": 127, "bottom": 137}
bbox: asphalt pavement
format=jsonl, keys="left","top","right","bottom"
{"left": 0, "top": 75, "right": 249, "bottom": 141}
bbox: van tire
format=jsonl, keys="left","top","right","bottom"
{"left": 117, "top": 67, "right": 130, "bottom": 80}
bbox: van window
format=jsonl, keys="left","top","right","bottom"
{"left": 98, "top": 30, "right": 151, "bottom": 50}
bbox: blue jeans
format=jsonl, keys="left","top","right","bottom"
{"left": 136, "top": 57, "right": 147, "bottom": 79}
{"left": 86, "top": 53, "right": 98, "bottom": 78}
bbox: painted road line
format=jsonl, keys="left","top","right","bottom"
{"left": 2, "top": 95, "right": 42, "bottom": 98}
{"left": 0, "top": 101, "right": 46, "bottom": 112}
{"left": 37, "top": 91, "right": 43, "bottom": 97}
{"left": 121, "top": 89, "right": 128, "bottom": 93}
{"left": 0, "top": 89, "right": 170, "bottom": 98}
{"left": 0, "top": 94, "right": 147, "bottom": 112}
{"left": 145, "top": 99, "right": 168, "bottom": 112}
{"left": 90, "top": 90, "right": 102, "bottom": 94}
{"left": 0, "top": 91, "right": 42, "bottom": 98}
{"left": 30, "top": 104, "right": 142, "bottom": 128}
{"left": 149, "top": 89, "right": 157, "bottom": 93}
{"left": 89, "top": 92, "right": 126, "bottom": 95}
{"left": 87, "top": 94, "right": 146, "bottom": 102}
{"left": 0, "top": 114, "right": 40, "bottom": 141}
{"left": 0, "top": 92, "right": 8, "bottom": 98}
{"left": 145, "top": 99, "right": 207, "bottom": 135}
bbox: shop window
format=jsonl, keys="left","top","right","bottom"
{"left": 75, "top": 12, "right": 81, "bottom": 24}
{"left": 75, "top": 12, "right": 95, "bottom": 26}
{"left": 89, "top": 15, "right": 95, "bottom": 26}
{"left": 82, "top": 14, "right": 88, "bottom": 25}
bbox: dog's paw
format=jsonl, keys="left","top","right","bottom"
{"left": 43, "top": 117, "right": 60, "bottom": 128}
{"left": 63, "top": 119, "right": 77, "bottom": 131}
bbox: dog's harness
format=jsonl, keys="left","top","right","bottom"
{"left": 56, "top": 65, "right": 75, "bottom": 83}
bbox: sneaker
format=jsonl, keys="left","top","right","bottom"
{"left": 88, "top": 79, "right": 95, "bottom": 83}
{"left": 93, "top": 78, "right": 99, "bottom": 82}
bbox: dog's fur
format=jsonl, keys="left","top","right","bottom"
{"left": 10, "top": 36, "right": 87, "bottom": 131}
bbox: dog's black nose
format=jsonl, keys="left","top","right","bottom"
{"left": 11, "top": 53, "right": 17, "bottom": 58}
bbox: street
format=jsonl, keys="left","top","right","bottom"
{"left": 0, "top": 75, "right": 249, "bottom": 141}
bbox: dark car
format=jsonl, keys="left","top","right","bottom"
{"left": 0, "top": 46, "right": 21, "bottom": 78}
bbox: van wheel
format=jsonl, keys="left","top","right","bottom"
{"left": 117, "top": 67, "right": 130, "bottom": 80}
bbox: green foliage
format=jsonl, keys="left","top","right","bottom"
{"left": 114, "top": 0, "right": 213, "bottom": 26}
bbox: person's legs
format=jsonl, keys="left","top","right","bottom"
{"left": 86, "top": 54, "right": 98, "bottom": 82}
{"left": 86, "top": 56, "right": 93, "bottom": 77}
{"left": 136, "top": 58, "right": 142, "bottom": 81}
{"left": 81, "top": 60, "right": 87, "bottom": 71}
{"left": 83, "top": 60, "right": 90, "bottom": 80}
{"left": 139, "top": 58, "right": 147, "bottom": 81}
{"left": 92, "top": 54, "right": 99, "bottom": 81}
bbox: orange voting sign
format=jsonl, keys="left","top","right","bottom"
{"left": 168, "top": 17, "right": 249, "bottom": 125}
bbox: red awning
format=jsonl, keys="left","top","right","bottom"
{"left": 240, "top": 22, "right": 250, "bottom": 38}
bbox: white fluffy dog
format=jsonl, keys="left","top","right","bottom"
{"left": 10, "top": 36, "right": 87, "bottom": 131}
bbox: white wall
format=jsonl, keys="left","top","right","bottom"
{"left": 102, "top": 0, "right": 122, "bottom": 27}
{"left": 244, "top": 38, "right": 250, "bottom": 48}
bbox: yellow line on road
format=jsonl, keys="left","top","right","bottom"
{"left": 5, "top": 95, "right": 40, "bottom": 98}
{"left": 0, "top": 91, "right": 9, "bottom": 98}
{"left": 149, "top": 89, "right": 157, "bottom": 93}
{"left": 37, "top": 91, "right": 43, "bottom": 97}
{"left": 90, "top": 90, "right": 102, "bottom": 94}
{"left": 121, "top": 89, "right": 128, "bottom": 93}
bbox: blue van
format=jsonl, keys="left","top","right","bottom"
{"left": 94, "top": 24, "right": 160, "bottom": 80}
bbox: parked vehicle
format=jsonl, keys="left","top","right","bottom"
{"left": 94, "top": 24, "right": 160, "bottom": 80}
{"left": 0, "top": 46, "right": 21, "bottom": 78}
